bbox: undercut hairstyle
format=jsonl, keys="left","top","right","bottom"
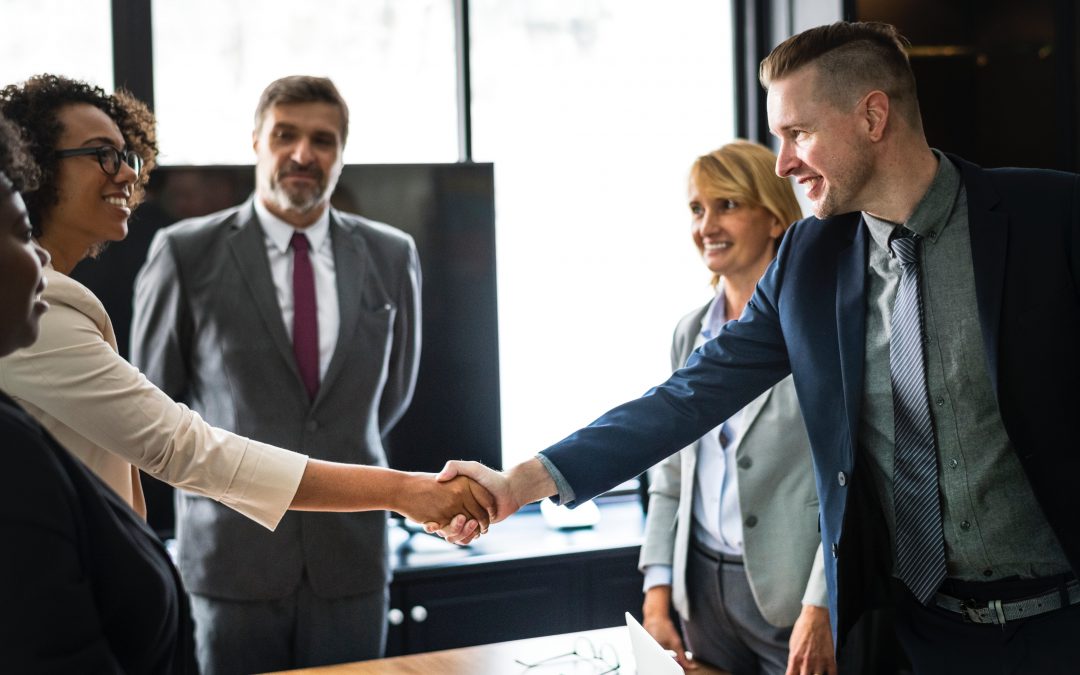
{"left": 690, "top": 140, "right": 804, "bottom": 286}
{"left": 0, "top": 114, "right": 40, "bottom": 194}
{"left": 0, "top": 74, "right": 157, "bottom": 234}
{"left": 759, "top": 21, "right": 922, "bottom": 130}
{"left": 254, "top": 75, "right": 350, "bottom": 144}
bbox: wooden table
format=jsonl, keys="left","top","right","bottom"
{"left": 266, "top": 626, "right": 730, "bottom": 674}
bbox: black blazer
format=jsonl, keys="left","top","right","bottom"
{"left": 0, "top": 391, "right": 196, "bottom": 673}
{"left": 541, "top": 155, "right": 1080, "bottom": 645}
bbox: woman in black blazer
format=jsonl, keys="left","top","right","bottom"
{"left": 0, "top": 114, "right": 196, "bottom": 673}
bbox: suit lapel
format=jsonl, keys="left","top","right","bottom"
{"left": 227, "top": 202, "right": 304, "bottom": 388}
{"left": 315, "top": 212, "right": 368, "bottom": 406}
{"left": 954, "top": 156, "right": 1007, "bottom": 396}
{"left": 835, "top": 217, "right": 869, "bottom": 465}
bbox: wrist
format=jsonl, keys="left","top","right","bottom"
{"left": 506, "top": 459, "right": 555, "bottom": 509}
{"left": 643, "top": 585, "right": 673, "bottom": 619}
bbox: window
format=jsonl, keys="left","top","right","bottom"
{"left": 470, "top": 1, "right": 735, "bottom": 466}
{"left": 0, "top": 0, "right": 113, "bottom": 90}
{"left": 151, "top": 0, "right": 458, "bottom": 164}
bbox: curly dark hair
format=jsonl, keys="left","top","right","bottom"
{"left": 0, "top": 74, "right": 157, "bottom": 234}
{"left": 0, "top": 114, "right": 39, "bottom": 194}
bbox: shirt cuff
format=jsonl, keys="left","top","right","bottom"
{"left": 642, "top": 565, "right": 674, "bottom": 593}
{"left": 535, "top": 453, "right": 576, "bottom": 506}
{"left": 217, "top": 440, "right": 308, "bottom": 531}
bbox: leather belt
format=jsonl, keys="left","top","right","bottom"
{"left": 690, "top": 538, "right": 743, "bottom": 565}
{"left": 933, "top": 579, "right": 1080, "bottom": 625}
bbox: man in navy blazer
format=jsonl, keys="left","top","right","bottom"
{"left": 436, "top": 21, "right": 1079, "bottom": 674}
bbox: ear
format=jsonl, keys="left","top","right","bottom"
{"left": 768, "top": 215, "right": 785, "bottom": 240}
{"left": 252, "top": 130, "right": 259, "bottom": 154}
{"left": 862, "top": 90, "right": 890, "bottom": 142}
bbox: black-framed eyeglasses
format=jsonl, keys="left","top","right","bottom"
{"left": 55, "top": 146, "right": 143, "bottom": 177}
{"left": 514, "top": 636, "right": 620, "bottom": 673}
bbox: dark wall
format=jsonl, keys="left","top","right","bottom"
{"left": 856, "top": 0, "right": 1079, "bottom": 171}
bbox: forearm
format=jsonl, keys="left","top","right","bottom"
{"left": 643, "top": 584, "right": 674, "bottom": 619}
{"left": 289, "top": 459, "right": 413, "bottom": 512}
{"left": 506, "top": 458, "right": 558, "bottom": 508}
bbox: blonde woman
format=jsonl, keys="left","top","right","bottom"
{"left": 638, "top": 141, "right": 835, "bottom": 675}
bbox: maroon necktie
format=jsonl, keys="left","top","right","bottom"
{"left": 290, "top": 232, "right": 319, "bottom": 400}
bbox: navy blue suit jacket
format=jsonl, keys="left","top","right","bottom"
{"left": 541, "top": 155, "right": 1080, "bottom": 645}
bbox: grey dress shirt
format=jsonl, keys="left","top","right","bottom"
{"left": 859, "top": 150, "right": 1071, "bottom": 582}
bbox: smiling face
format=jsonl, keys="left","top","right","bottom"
{"left": 0, "top": 181, "right": 50, "bottom": 356}
{"left": 767, "top": 66, "right": 874, "bottom": 219}
{"left": 689, "top": 177, "right": 783, "bottom": 287}
{"left": 253, "top": 102, "right": 345, "bottom": 227}
{"left": 43, "top": 104, "right": 137, "bottom": 261}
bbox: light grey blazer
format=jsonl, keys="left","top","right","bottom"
{"left": 639, "top": 292, "right": 826, "bottom": 627}
{"left": 131, "top": 199, "right": 421, "bottom": 600}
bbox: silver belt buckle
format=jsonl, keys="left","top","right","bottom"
{"left": 960, "top": 598, "right": 1007, "bottom": 625}
{"left": 960, "top": 598, "right": 985, "bottom": 623}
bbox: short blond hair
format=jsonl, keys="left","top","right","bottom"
{"left": 689, "top": 140, "right": 803, "bottom": 286}
{"left": 759, "top": 21, "right": 921, "bottom": 129}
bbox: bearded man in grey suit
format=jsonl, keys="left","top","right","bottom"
{"left": 132, "top": 76, "right": 422, "bottom": 675}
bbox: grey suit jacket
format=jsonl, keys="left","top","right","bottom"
{"left": 131, "top": 199, "right": 421, "bottom": 600}
{"left": 639, "top": 292, "right": 826, "bottom": 627}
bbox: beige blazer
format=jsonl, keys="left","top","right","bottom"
{"left": 0, "top": 266, "right": 307, "bottom": 530}
{"left": 639, "top": 291, "right": 827, "bottom": 627}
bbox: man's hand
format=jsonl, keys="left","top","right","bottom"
{"left": 643, "top": 585, "right": 696, "bottom": 669}
{"left": 785, "top": 604, "right": 836, "bottom": 675}
{"left": 423, "top": 460, "right": 528, "bottom": 544}
{"left": 396, "top": 473, "right": 495, "bottom": 535}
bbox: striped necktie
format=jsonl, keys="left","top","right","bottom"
{"left": 889, "top": 229, "right": 947, "bottom": 605}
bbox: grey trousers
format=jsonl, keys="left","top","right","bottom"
{"left": 682, "top": 541, "right": 792, "bottom": 675}
{"left": 189, "top": 575, "right": 388, "bottom": 675}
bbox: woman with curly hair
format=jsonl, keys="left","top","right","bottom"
{"left": 0, "top": 112, "right": 197, "bottom": 672}
{"left": 0, "top": 75, "right": 492, "bottom": 537}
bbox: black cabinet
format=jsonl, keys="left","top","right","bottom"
{"left": 386, "top": 499, "right": 645, "bottom": 656}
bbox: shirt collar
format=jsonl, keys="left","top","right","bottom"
{"left": 700, "top": 281, "right": 729, "bottom": 340}
{"left": 253, "top": 197, "right": 332, "bottom": 255}
{"left": 863, "top": 148, "right": 961, "bottom": 251}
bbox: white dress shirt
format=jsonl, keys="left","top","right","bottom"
{"left": 691, "top": 293, "right": 745, "bottom": 556}
{"left": 253, "top": 199, "right": 339, "bottom": 381}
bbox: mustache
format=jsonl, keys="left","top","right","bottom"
{"left": 277, "top": 162, "right": 324, "bottom": 181}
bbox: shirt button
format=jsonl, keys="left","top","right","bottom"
{"left": 738, "top": 457, "right": 752, "bottom": 469}
{"left": 305, "top": 420, "right": 319, "bottom": 432}
{"left": 960, "top": 520, "right": 971, "bottom": 531}
{"left": 831, "top": 542, "right": 838, "bottom": 558}
{"left": 928, "top": 229, "right": 938, "bottom": 240}
{"left": 744, "top": 515, "right": 758, "bottom": 528}
{"left": 837, "top": 471, "right": 848, "bottom": 487}
{"left": 949, "top": 458, "right": 958, "bottom": 469}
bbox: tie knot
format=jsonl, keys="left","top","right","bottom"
{"left": 889, "top": 230, "right": 920, "bottom": 265}
{"left": 290, "top": 231, "right": 310, "bottom": 254}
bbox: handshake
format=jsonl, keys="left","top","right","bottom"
{"left": 394, "top": 458, "right": 558, "bottom": 545}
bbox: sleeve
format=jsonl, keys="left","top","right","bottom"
{"left": 638, "top": 449, "right": 682, "bottom": 570}
{"left": 131, "top": 229, "right": 192, "bottom": 404}
{"left": 1, "top": 263, "right": 308, "bottom": 531}
{"left": 801, "top": 542, "right": 829, "bottom": 607}
{"left": 0, "top": 425, "right": 125, "bottom": 673}
{"left": 639, "top": 318, "right": 696, "bottom": 571}
{"left": 540, "top": 250, "right": 793, "bottom": 505}
{"left": 378, "top": 236, "right": 422, "bottom": 434}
